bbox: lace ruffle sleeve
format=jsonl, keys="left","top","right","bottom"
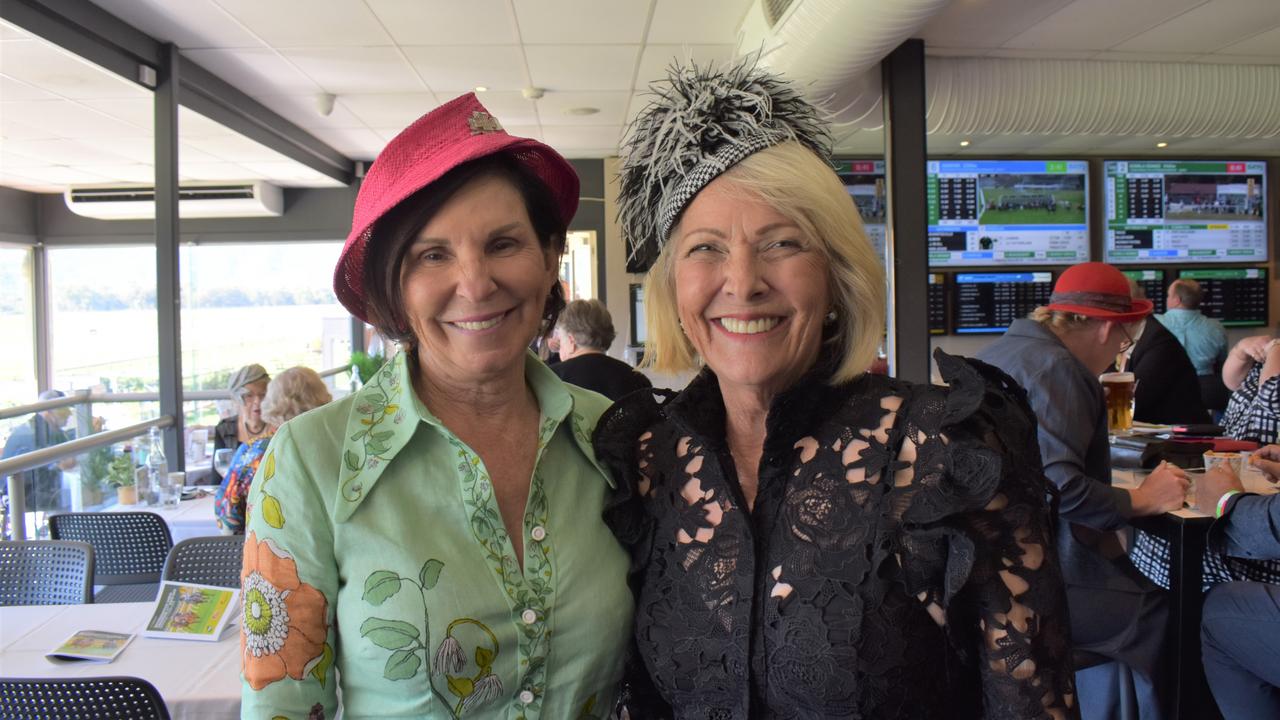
{"left": 895, "top": 350, "right": 1077, "bottom": 719}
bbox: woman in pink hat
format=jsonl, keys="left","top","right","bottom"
{"left": 239, "top": 94, "right": 631, "bottom": 718}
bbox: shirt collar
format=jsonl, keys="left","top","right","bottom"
{"left": 334, "top": 349, "right": 588, "bottom": 522}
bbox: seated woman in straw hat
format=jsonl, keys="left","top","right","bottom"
{"left": 240, "top": 94, "right": 631, "bottom": 718}
{"left": 596, "top": 59, "right": 1077, "bottom": 718}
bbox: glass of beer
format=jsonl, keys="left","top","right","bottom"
{"left": 1100, "top": 371, "right": 1137, "bottom": 434}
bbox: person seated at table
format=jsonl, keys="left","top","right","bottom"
{"left": 1221, "top": 333, "right": 1280, "bottom": 443}
{"left": 1194, "top": 448, "right": 1280, "bottom": 719}
{"left": 214, "top": 367, "right": 330, "bottom": 534}
{"left": 1157, "top": 278, "right": 1230, "bottom": 414}
{"left": 977, "top": 262, "right": 1190, "bottom": 720}
{"left": 549, "top": 298, "right": 651, "bottom": 401}
{"left": 1116, "top": 278, "right": 1208, "bottom": 424}
{"left": 211, "top": 364, "right": 270, "bottom": 485}
{"left": 240, "top": 94, "right": 632, "bottom": 718}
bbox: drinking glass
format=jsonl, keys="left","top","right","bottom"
{"left": 161, "top": 471, "right": 184, "bottom": 510}
{"left": 213, "top": 448, "right": 235, "bottom": 478}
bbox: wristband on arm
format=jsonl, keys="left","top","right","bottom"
{"left": 1215, "top": 490, "right": 1243, "bottom": 519}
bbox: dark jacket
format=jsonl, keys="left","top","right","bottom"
{"left": 1128, "top": 317, "right": 1208, "bottom": 424}
{"left": 977, "top": 319, "right": 1166, "bottom": 676}
{"left": 595, "top": 349, "right": 1076, "bottom": 718}
{"left": 550, "top": 353, "right": 651, "bottom": 401}
{"left": 1211, "top": 492, "right": 1280, "bottom": 561}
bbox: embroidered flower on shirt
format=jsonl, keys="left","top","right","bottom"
{"left": 241, "top": 532, "right": 331, "bottom": 691}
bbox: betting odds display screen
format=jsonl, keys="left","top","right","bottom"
{"left": 836, "top": 160, "right": 887, "bottom": 263}
{"left": 927, "top": 160, "right": 1089, "bottom": 266}
{"left": 953, "top": 272, "right": 1054, "bottom": 334}
{"left": 928, "top": 273, "right": 947, "bottom": 335}
{"left": 1177, "top": 268, "right": 1269, "bottom": 327}
{"left": 1104, "top": 160, "right": 1268, "bottom": 264}
{"left": 1120, "top": 269, "right": 1168, "bottom": 314}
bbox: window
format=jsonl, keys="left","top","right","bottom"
{"left": 0, "top": 246, "right": 35, "bottom": 410}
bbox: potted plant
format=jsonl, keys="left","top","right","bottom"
{"left": 106, "top": 450, "right": 137, "bottom": 505}
{"left": 349, "top": 351, "right": 387, "bottom": 386}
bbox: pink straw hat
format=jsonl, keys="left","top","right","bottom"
{"left": 333, "top": 93, "right": 579, "bottom": 321}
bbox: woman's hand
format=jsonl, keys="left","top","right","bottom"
{"left": 1223, "top": 335, "right": 1274, "bottom": 390}
{"left": 1234, "top": 335, "right": 1272, "bottom": 363}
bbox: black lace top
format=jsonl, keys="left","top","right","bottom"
{"left": 594, "top": 349, "right": 1078, "bottom": 719}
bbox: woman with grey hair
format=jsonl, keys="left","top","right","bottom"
{"left": 211, "top": 363, "right": 270, "bottom": 484}
{"left": 214, "top": 367, "right": 331, "bottom": 534}
{"left": 550, "top": 298, "right": 652, "bottom": 401}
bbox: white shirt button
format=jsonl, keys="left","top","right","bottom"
{"left": 519, "top": 690, "right": 534, "bottom": 704}
{"left": 521, "top": 608, "right": 538, "bottom": 625}
{"left": 530, "top": 526, "right": 547, "bottom": 542}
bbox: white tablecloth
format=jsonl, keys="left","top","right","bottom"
{"left": 108, "top": 494, "right": 223, "bottom": 543}
{"left": 0, "top": 602, "right": 241, "bottom": 719}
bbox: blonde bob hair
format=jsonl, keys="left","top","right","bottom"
{"left": 262, "top": 366, "right": 333, "bottom": 427}
{"left": 641, "top": 141, "right": 886, "bottom": 384}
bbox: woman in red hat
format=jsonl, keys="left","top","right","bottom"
{"left": 239, "top": 94, "right": 631, "bottom": 718}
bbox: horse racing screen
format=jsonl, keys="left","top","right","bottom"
{"left": 1104, "top": 160, "right": 1267, "bottom": 264}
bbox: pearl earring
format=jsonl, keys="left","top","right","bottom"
{"left": 825, "top": 310, "right": 837, "bottom": 322}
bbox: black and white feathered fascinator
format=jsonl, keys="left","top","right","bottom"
{"left": 618, "top": 56, "right": 832, "bottom": 272}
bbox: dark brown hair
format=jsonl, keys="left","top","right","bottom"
{"left": 362, "top": 154, "right": 569, "bottom": 347}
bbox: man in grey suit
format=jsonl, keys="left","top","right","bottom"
{"left": 977, "top": 262, "right": 1189, "bottom": 720}
{"left": 1195, "top": 449, "right": 1280, "bottom": 719}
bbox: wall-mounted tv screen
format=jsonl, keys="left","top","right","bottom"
{"left": 836, "top": 160, "right": 887, "bottom": 263}
{"left": 1121, "top": 269, "right": 1168, "bottom": 314}
{"left": 1104, "top": 160, "right": 1267, "bottom": 264}
{"left": 1177, "top": 268, "right": 1269, "bottom": 327}
{"left": 953, "top": 271, "right": 1054, "bottom": 334}
{"left": 928, "top": 273, "right": 947, "bottom": 335}
{"left": 927, "top": 160, "right": 1088, "bottom": 267}
{"left": 629, "top": 283, "right": 646, "bottom": 345}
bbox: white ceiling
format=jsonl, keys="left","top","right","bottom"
{"left": 0, "top": 0, "right": 1277, "bottom": 193}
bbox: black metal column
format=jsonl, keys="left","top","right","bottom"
{"left": 882, "top": 39, "right": 930, "bottom": 384}
{"left": 155, "top": 43, "right": 184, "bottom": 468}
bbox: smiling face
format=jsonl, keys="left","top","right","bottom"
{"left": 400, "top": 173, "right": 558, "bottom": 387}
{"left": 672, "top": 175, "right": 831, "bottom": 398}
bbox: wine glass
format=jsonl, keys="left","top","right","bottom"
{"left": 213, "top": 448, "right": 235, "bottom": 479}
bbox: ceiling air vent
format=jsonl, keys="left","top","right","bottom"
{"left": 764, "top": 0, "right": 795, "bottom": 27}
{"left": 63, "top": 182, "right": 284, "bottom": 220}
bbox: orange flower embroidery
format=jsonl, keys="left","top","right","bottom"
{"left": 241, "top": 531, "right": 330, "bottom": 690}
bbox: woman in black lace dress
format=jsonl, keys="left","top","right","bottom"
{"left": 596, "top": 59, "right": 1078, "bottom": 719}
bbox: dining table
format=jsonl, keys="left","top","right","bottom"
{"left": 0, "top": 601, "right": 241, "bottom": 719}
{"left": 1113, "top": 465, "right": 1279, "bottom": 720}
{"left": 107, "top": 492, "right": 223, "bottom": 544}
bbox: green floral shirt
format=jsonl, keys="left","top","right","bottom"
{"left": 240, "top": 351, "right": 632, "bottom": 719}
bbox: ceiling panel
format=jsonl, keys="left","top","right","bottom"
{"left": 182, "top": 134, "right": 295, "bottom": 164}
{"left": 513, "top": 0, "right": 649, "bottom": 45}
{"left": 1112, "top": 0, "right": 1280, "bottom": 54}
{"left": 1, "top": 100, "right": 147, "bottom": 138}
{"left": 183, "top": 48, "right": 320, "bottom": 96}
{"left": 307, "top": 126, "right": 385, "bottom": 160}
{"left": 470, "top": 91, "right": 539, "bottom": 126}
{"left": 212, "top": 0, "right": 391, "bottom": 48}
{"left": 0, "top": 115, "right": 59, "bottom": 141}
{"left": 917, "top": 0, "right": 1077, "bottom": 50}
{"left": 525, "top": 45, "right": 640, "bottom": 91}
{"left": 536, "top": 91, "right": 630, "bottom": 126}
{"left": 8, "top": 165, "right": 115, "bottom": 184}
{"left": 178, "top": 162, "right": 263, "bottom": 181}
{"left": 541, "top": 125, "right": 623, "bottom": 157}
{"left": 250, "top": 94, "right": 367, "bottom": 130}
{"left": 281, "top": 47, "right": 425, "bottom": 95}
{"left": 647, "top": 0, "right": 752, "bottom": 44}
{"left": 402, "top": 45, "right": 528, "bottom": 93}
{"left": 503, "top": 124, "right": 544, "bottom": 142}
{"left": 339, "top": 93, "right": 440, "bottom": 129}
{"left": 1215, "top": 25, "right": 1280, "bottom": 56}
{"left": 76, "top": 164, "right": 158, "bottom": 183}
{"left": 635, "top": 44, "right": 735, "bottom": 87}
{"left": 367, "top": 0, "right": 519, "bottom": 46}
{"left": 0, "top": 39, "right": 146, "bottom": 100}
{"left": 0, "top": 75, "right": 57, "bottom": 102}
{"left": 237, "top": 161, "right": 344, "bottom": 187}
{"left": 87, "top": 0, "right": 262, "bottom": 49}
{"left": 1002, "top": 0, "right": 1206, "bottom": 51}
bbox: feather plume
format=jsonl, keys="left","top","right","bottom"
{"left": 617, "top": 57, "right": 832, "bottom": 272}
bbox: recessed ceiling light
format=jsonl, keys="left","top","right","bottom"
{"left": 474, "top": 86, "right": 488, "bottom": 93}
{"left": 1156, "top": 141, "right": 1168, "bottom": 148}
{"left": 563, "top": 107, "right": 599, "bottom": 116}
{"left": 959, "top": 140, "right": 971, "bottom": 147}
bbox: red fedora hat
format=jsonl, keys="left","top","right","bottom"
{"left": 333, "top": 93, "right": 579, "bottom": 322}
{"left": 1045, "top": 262, "right": 1153, "bottom": 323}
